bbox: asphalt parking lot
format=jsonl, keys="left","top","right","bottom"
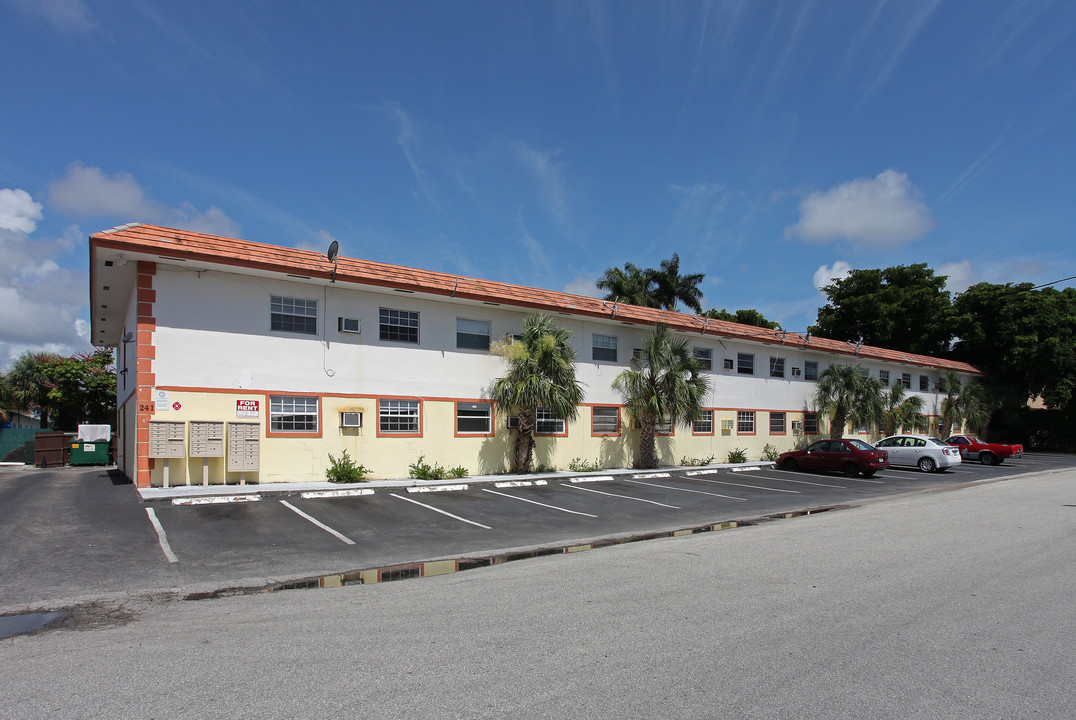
{"left": 2, "top": 452, "right": 1074, "bottom": 609}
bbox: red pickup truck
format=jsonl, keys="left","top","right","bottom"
{"left": 944, "top": 435, "right": 1024, "bottom": 465}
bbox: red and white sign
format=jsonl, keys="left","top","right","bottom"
{"left": 172, "top": 401, "right": 182, "bottom": 411}
{"left": 236, "top": 399, "right": 260, "bottom": 418}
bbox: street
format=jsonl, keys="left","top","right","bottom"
{"left": 1, "top": 466, "right": 1074, "bottom": 718}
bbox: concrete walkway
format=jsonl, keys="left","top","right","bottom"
{"left": 136, "top": 461, "right": 775, "bottom": 502}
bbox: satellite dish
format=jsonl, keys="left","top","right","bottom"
{"left": 326, "top": 240, "right": 339, "bottom": 264}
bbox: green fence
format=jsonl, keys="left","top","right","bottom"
{"left": 0, "top": 428, "right": 45, "bottom": 464}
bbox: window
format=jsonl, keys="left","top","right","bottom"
{"left": 380, "top": 308, "right": 419, "bottom": 343}
{"left": 901, "top": 373, "right": 912, "bottom": 389}
{"left": 456, "top": 402, "right": 492, "bottom": 434}
{"left": 379, "top": 399, "right": 420, "bottom": 434}
{"left": 457, "top": 319, "right": 491, "bottom": 350}
{"left": 593, "top": 334, "right": 618, "bottom": 362}
{"left": 770, "top": 412, "right": 786, "bottom": 434}
{"left": 271, "top": 296, "right": 317, "bottom": 335}
{"left": 536, "top": 407, "right": 566, "bottom": 435}
{"left": 860, "top": 367, "right": 870, "bottom": 379}
{"left": 693, "top": 409, "right": 714, "bottom": 435}
{"left": 737, "top": 410, "right": 755, "bottom": 433}
{"left": 804, "top": 361, "right": 818, "bottom": 381}
{"left": 769, "top": 357, "right": 785, "bottom": 378}
{"left": 804, "top": 412, "right": 819, "bottom": 435}
{"left": 879, "top": 370, "right": 890, "bottom": 387}
{"left": 920, "top": 375, "right": 930, "bottom": 392}
{"left": 693, "top": 348, "right": 712, "bottom": 371}
{"left": 737, "top": 353, "right": 754, "bottom": 374}
{"left": 655, "top": 415, "right": 674, "bottom": 435}
{"left": 592, "top": 407, "right": 620, "bottom": 435}
{"left": 939, "top": 376, "right": 949, "bottom": 393}
{"left": 270, "top": 395, "right": 318, "bottom": 433}
{"left": 632, "top": 348, "right": 644, "bottom": 362}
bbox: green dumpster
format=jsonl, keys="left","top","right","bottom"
{"left": 70, "top": 440, "right": 110, "bottom": 466}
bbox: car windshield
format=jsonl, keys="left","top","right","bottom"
{"left": 927, "top": 438, "right": 948, "bottom": 447}
{"left": 848, "top": 439, "right": 874, "bottom": 450}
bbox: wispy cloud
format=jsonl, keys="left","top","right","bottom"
{"left": 512, "top": 141, "right": 574, "bottom": 237}
{"left": 785, "top": 169, "right": 933, "bottom": 248}
{"left": 8, "top": 0, "right": 97, "bottom": 34}
{"left": 385, "top": 103, "right": 441, "bottom": 213}
{"left": 937, "top": 129, "right": 1010, "bottom": 207}
{"left": 856, "top": 0, "right": 943, "bottom": 111}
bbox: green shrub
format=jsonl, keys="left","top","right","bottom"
{"left": 761, "top": 443, "right": 780, "bottom": 462}
{"left": 409, "top": 455, "right": 448, "bottom": 480}
{"left": 448, "top": 466, "right": 469, "bottom": 479}
{"left": 679, "top": 455, "right": 716, "bottom": 467}
{"left": 326, "top": 450, "right": 370, "bottom": 483}
{"left": 534, "top": 462, "right": 557, "bottom": 473}
{"left": 568, "top": 457, "right": 603, "bottom": 472}
{"left": 725, "top": 447, "right": 749, "bottom": 464}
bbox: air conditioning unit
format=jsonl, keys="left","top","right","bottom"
{"left": 340, "top": 412, "right": 363, "bottom": 428}
{"left": 721, "top": 419, "right": 735, "bottom": 431}
{"left": 723, "top": 358, "right": 734, "bottom": 370}
{"left": 792, "top": 420, "right": 803, "bottom": 431}
{"left": 792, "top": 367, "right": 802, "bottom": 377}
{"left": 338, "top": 317, "right": 361, "bottom": 333}
{"left": 506, "top": 416, "right": 519, "bottom": 429}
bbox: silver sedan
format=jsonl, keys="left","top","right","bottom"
{"left": 874, "top": 434, "right": 963, "bottom": 473}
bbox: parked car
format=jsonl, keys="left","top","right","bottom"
{"left": 944, "top": 435, "right": 1024, "bottom": 466}
{"left": 874, "top": 434, "right": 962, "bottom": 473}
{"left": 777, "top": 438, "right": 889, "bottom": 478}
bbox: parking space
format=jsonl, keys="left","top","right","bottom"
{"left": 3, "top": 452, "right": 1073, "bottom": 606}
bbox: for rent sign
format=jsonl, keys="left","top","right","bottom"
{"left": 236, "top": 399, "right": 260, "bottom": 418}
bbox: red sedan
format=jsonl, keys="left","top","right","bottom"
{"left": 777, "top": 438, "right": 889, "bottom": 478}
{"left": 944, "top": 435, "right": 1024, "bottom": 465}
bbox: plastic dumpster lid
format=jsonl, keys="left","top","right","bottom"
{"left": 77, "top": 424, "right": 111, "bottom": 442}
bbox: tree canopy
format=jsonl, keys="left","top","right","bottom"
{"left": 2, "top": 350, "right": 116, "bottom": 430}
{"left": 700, "top": 307, "right": 779, "bottom": 329}
{"left": 811, "top": 264, "right": 956, "bottom": 356}
{"left": 597, "top": 253, "right": 704, "bottom": 313}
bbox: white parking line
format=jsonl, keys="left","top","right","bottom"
{"left": 742, "top": 472, "right": 847, "bottom": 489}
{"left": 279, "top": 500, "right": 356, "bottom": 545}
{"left": 691, "top": 477, "right": 800, "bottom": 494}
{"left": 564, "top": 482, "right": 681, "bottom": 509}
{"left": 625, "top": 479, "right": 747, "bottom": 501}
{"left": 390, "top": 493, "right": 492, "bottom": 529}
{"left": 145, "top": 508, "right": 178, "bottom": 563}
{"left": 482, "top": 488, "right": 599, "bottom": 517}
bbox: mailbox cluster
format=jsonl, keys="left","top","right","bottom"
{"left": 148, "top": 420, "right": 261, "bottom": 487}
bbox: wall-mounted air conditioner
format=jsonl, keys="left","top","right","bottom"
{"left": 338, "top": 317, "right": 361, "bottom": 333}
{"left": 723, "top": 358, "right": 734, "bottom": 370}
{"left": 792, "top": 420, "right": 803, "bottom": 431}
{"left": 792, "top": 367, "right": 802, "bottom": 377}
{"left": 721, "top": 419, "right": 735, "bottom": 430}
{"left": 340, "top": 412, "right": 363, "bottom": 428}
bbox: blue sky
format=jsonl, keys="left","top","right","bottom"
{"left": 2, "top": 0, "right": 1074, "bottom": 369}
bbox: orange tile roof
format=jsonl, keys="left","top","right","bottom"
{"left": 90, "top": 223, "right": 982, "bottom": 375}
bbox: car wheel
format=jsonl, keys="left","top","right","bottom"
{"left": 979, "top": 451, "right": 998, "bottom": 466}
{"left": 917, "top": 457, "right": 936, "bottom": 473}
{"left": 843, "top": 462, "right": 860, "bottom": 478}
{"left": 861, "top": 469, "right": 876, "bottom": 478}
{"left": 781, "top": 458, "right": 799, "bottom": 472}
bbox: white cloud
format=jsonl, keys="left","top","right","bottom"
{"left": 0, "top": 221, "right": 94, "bottom": 370}
{"left": 786, "top": 169, "right": 933, "bottom": 247}
{"left": 48, "top": 163, "right": 241, "bottom": 237}
{"left": 513, "top": 142, "right": 573, "bottom": 237}
{"left": 49, "top": 164, "right": 160, "bottom": 219}
{"left": 0, "top": 188, "right": 44, "bottom": 233}
{"left": 813, "top": 260, "right": 852, "bottom": 291}
{"left": 561, "top": 276, "right": 603, "bottom": 299}
{"left": 937, "top": 260, "right": 977, "bottom": 294}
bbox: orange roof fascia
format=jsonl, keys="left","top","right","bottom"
{"left": 89, "top": 223, "right": 982, "bottom": 375}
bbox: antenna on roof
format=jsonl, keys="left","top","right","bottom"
{"left": 325, "top": 240, "right": 339, "bottom": 283}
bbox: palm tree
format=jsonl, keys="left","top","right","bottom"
{"left": 614, "top": 324, "right": 710, "bottom": 469}
{"left": 491, "top": 314, "right": 584, "bottom": 473}
{"left": 938, "top": 371, "right": 991, "bottom": 437}
{"left": 878, "top": 383, "right": 925, "bottom": 436}
{"left": 650, "top": 253, "right": 704, "bottom": 313}
{"left": 0, "top": 371, "right": 11, "bottom": 425}
{"left": 814, "top": 364, "right": 883, "bottom": 439}
{"left": 6, "top": 351, "right": 62, "bottom": 428}
{"left": 596, "top": 263, "right": 655, "bottom": 307}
